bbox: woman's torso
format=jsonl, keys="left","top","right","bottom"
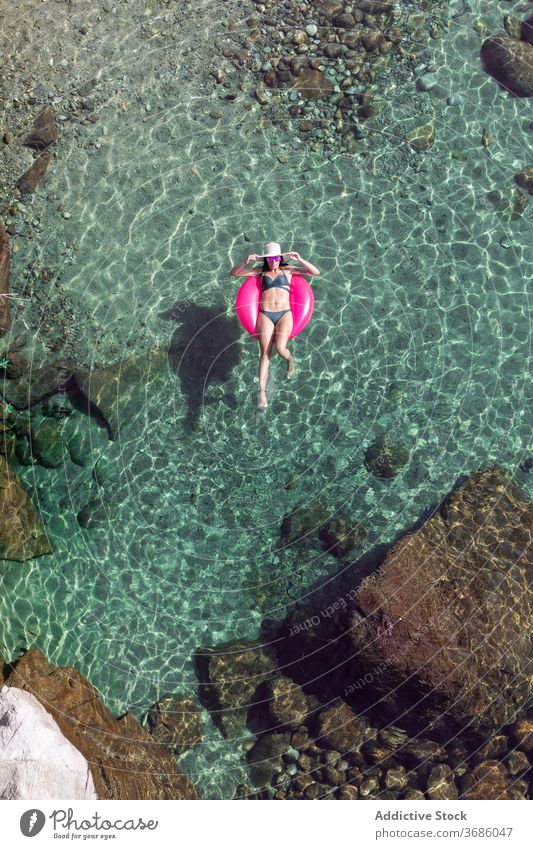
{"left": 259, "top": 268, "right": 292, "bottom": 310}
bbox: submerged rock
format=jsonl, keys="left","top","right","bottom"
{"left": 0, "top": 455, "right": 52, "bottom": 560}
{"left": 73, "top": 345, "right": 168, "bottom": 439}
{"left": 514, "top": 167, "right": 533, "bottom": 195}
{"left": 364, "top": 432, "right": 410, "bottom": 478}
{"left": 262, "top": 676, "right": 309, "bottom": 729}
{"left": 0, "top": 685, "right": 97, "bottom": 800}
{"left": 146, "top": 694, "right": 203, "bottom": 754}
{"left": 316, "top": 700, "right": 367, "bottom": 751}
{"left": 318, "top": 515, "right": 367, "bottom": 557}
{"left": 405, "top": 123, "right": 436, "bottom": 152}
{"left": 16, "top": 151, "right": 52, "bottom": 194}
{"left": 22, "top": 104, "right": 59, "bottom": 150}
{"left": 480, "top": 35, "right": 533, "bottom": 97}
{"left": 195, "top": 638, "right": 276, "bottom": 738}
{"left": 347, "top": 466, "right": 533, "bottom": 734}
{"left": 0, "top": 225, "right": 11, "bottom": 336}
{"left": 2, "top": 649, "right": 198, "bottom": 799}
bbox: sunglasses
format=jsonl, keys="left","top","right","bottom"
{"left": 267, "top": 255, "right": 281, "bottom": 261}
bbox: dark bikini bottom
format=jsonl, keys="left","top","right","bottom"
{"left": 259, "top": 308, "right": 292, "bottom": 327}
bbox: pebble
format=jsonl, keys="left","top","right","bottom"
{"left": 417, "top": 73, "right": 438, "bottom": 91}
{"left": 499, "top": 237, "right": 512, "bottom": 249}
{"left": 305, "top": 25, "right": 318, "bottom": 37}
{"left": 62, "top": 212, "right": 71, "bottom": 219}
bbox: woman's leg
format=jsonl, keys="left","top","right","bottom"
{"left": 274, "top": 311, "right": 295, "bottom": 378}
{"left": 256, "top": 312, "right": 275, "bottom": 407}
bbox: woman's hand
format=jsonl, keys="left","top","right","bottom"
{"left": 246, "top": 253, "right": 260, "bottom": 264}
{"left": 284, "top": 251, "right": 302, "bottom": 262}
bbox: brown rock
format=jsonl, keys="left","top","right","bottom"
{"left": 313, "top": 0, "right": 343, "bottom": 18}
{"left": 509, "top": 716, "right": 533, "bottom": 752}
{"left": 426, "top": 764, "right": 458, "bottom": 799}
{"left": 316, "top": 700, "right": 367, "bottom": 751}
{"left": 16, "top": 151, "right": 52, "bottom": 194}
{"left": 0, "top": 455, "right": 52, "bottom": 561}
{"left": 147, "top": 695, "right": 202, "bottom": 754}
{"left": 362, "top": 32, "right": 384, "bottom": 52}
{"left": 264, "top": 676, "right": 309, "bottom": 728}
{"left": 4, "top": 649, "right": 198, "bottom": 799}
{"left": 195, "top": 638, "right": 276, "bottom": 738}
{"left": 291, "top": 68, "right": 334, "bottom": 101}
{"left": 460, "top": 760, "right": 510, "bottom": 800}
{"left": 333, "top": 13, "right": 356, "bottom": 28}
{"left": 514, "top": 167, "right": 533, "bottom": 195}
{"left": 337, "top": 784, "right": 359, "bottom": 798}
{"left": 480, "top": 35, "right": 533, "bottom": 97}
{"left": 347, "top": 466, "right": 533, "bottom": 734}
{"left": 23, "top": 105, "right": 58, "bottom": 150}
{"left": 357, "top": 0, "right": 392, "bottom": 14}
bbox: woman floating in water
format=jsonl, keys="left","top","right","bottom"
{"left": 230, "top": 241, "right": 320, "bottom": 409}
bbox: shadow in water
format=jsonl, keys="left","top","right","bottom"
{"left": 160, "top": 300, "right": 242, "bottom": 430}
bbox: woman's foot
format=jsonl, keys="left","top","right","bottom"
{"left": 258, "top": 391, "right": 268, "bottom": 409}
{"left": 287, "top": 354, "right": 295, "bottom": 379}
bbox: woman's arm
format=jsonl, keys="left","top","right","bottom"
{"left": 284, "top": 252, "right": 320, "bottom": 276}
{"left": 229, "top": 254, "right": 261, "bottom": 276}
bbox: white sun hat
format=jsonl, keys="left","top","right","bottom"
{"left": 257, "top": 241, "right": 286, "bottom": 258}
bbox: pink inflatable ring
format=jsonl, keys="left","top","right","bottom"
{"left": 235, "top": 274, "right": 314, "bottom": 340}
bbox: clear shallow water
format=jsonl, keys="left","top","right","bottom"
{"left": 1, "top": 0, "right": 532, "bottom": 798}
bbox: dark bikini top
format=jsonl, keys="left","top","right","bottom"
{"left": 261, "top": 271, "right": 290, "bottom": 293}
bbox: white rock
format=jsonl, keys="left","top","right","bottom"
{"left": 0, "top": 685, "right": 97, "bottom": 800}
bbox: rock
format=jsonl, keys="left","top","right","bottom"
{"left": 509, "top": 716, "right": 533, "bottom": 752}
{"left": 16, "top": 151, "right": 52, "bottom": 194}
{"left": 417, "top": 73, "right": 438, "bottom": 92}
{"left": 503, "top": 16, "right": 522, "bottom": 40}
{"left": 459, "top": 760, "right": 510, "bottom": 800}
{"left": 77, "top": 496, "right": 119, "bottom": 528}
{"left": 384, "top": 766, "right": 408, "bottom": 789}
{"left": 73, "top": 345, "right": 168, "bottom": 439}
{"left": 263, "top": 676, "right": 309, "bottom": 729}
{"left": 514, "top": 167, "right": 533, "bottom": 195}
{"left": 347, "top": 467, "right": 533, "bottom": 734}
{"left": 364, "top": 432, "right": 410, "bottom": 477}
{"left": 67, "top": 432, "right": 93, "bottom": 466}
{"left": 3, "top": 351, "right": 29, "bottom": 379}
{"left": 0, "top": 685, "right": 97, "bottom": 799}
{"left": 333, "top": 14, "right": 356, "bottom": 29}
{"left": 357, "top": 0, "right": 392, "bottom": 14}
{"left": 247, "top": 732, "right": 291, "bottom": 786}
{"left": 316, "top": 700, "right": 367, "bottom": 751}
{"left": 402, "top": 788, "right": 425, "bottom": 799}
{"left": 318, "top": 515, "right": 367, "bottom": 557}
{"left": 0, "top": 455, "right": 52, "bottom": 561}
{"left": 396, "top": 739, "right": 446, "bottom": 763}
{"left": 362, "top": 32, "right": 384, "bottom": 52}
{"left": 405, "top": 123, "right": 436, "bottom": 152}
{"left": 146, "top": 695, "right": 202, "bottom": 754}
{"left": 486, "top": 186, "right": 528, "bottom": 221}
{"left": 426, "top": 764, "right": 458, "bottom": 799}
{"left": 22, "top": 105, "right": 58, "bottom": 150}
{"left": 505, "top": 749, "right": 530, "bottom": 775}
{"left": 521, "top": 14, "right": 533, "bottom": 46}
{"left": 291, "top": 68, "right": 334, "bottom": 101}
{"left": 3, "top": 649, "right": 197, "bottom": 799}
{"left": 480, "top": 35, "right": 533, "bottom": 97}
{"left": 2, "top": 360, "right": 76, "bottom": 410}
{"left": 280, "top": 501, "right": 329, "bottom": 547}
{"left": 337, "top": 784, "right": 358, "bottom": 798}
{"left": 471, "top": 735, "right": 509, "bottom": 763}
{"left": 195, "top": 638, "right": 276, "bottom": 738}
{"left": 313, "top": 1, "right": 343, "bottom": 18}
{"left": 28, "top": 418, "right": 66, "bottom": 467}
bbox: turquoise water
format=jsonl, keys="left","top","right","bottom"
{"left": 1, "top": 0, "right": 532, "bottom": 798}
